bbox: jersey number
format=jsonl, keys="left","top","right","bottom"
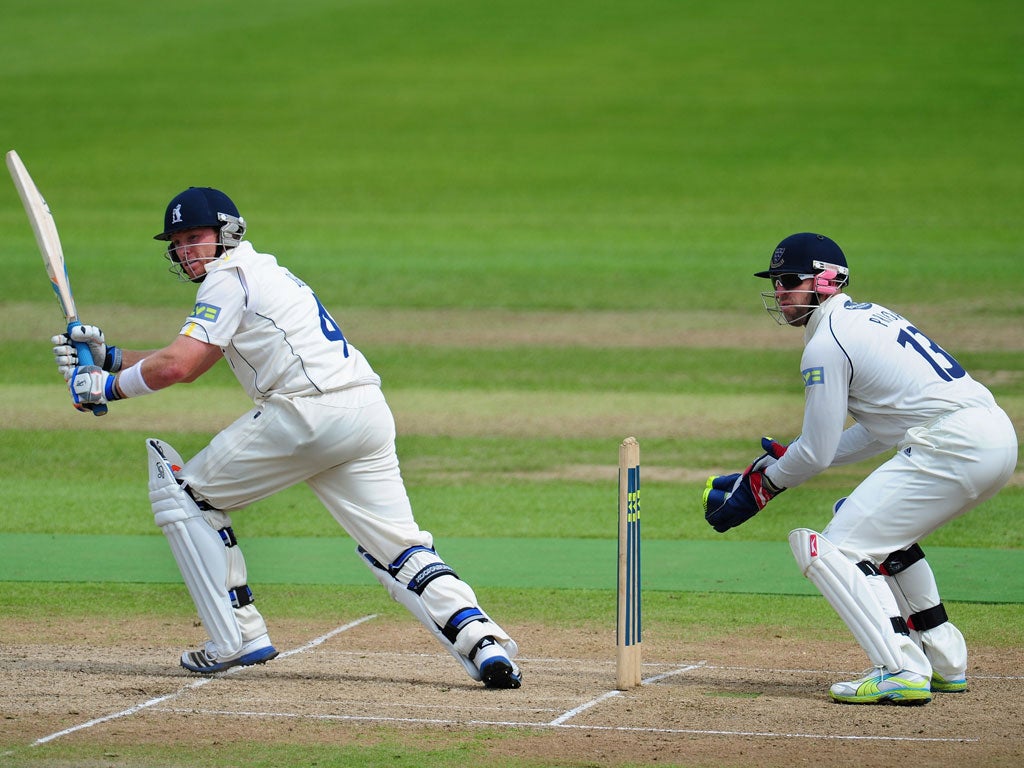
{"left": 897, "top": 325, "right": 965, "bottom": 381}
{"left": 315, "top": 296, "right": 349, "bottom": 358}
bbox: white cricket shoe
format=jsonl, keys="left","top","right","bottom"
{"left": 181, "top": 633, "right": 279, "bottom": 674}
{"left": 829, "top": 667, "right": 931, "bottom": 705}
{"left": 931, "top": 671, "right": 968, "bottom": 693}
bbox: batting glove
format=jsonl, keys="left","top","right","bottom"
{"left": 702, "top": 437, "right": 787, "bottom": 533}
{"left": 68, "top": 365, "right": 120, "bottom": 412}
{"left": 52, "top": 324, "right": 122, "bottom": 380}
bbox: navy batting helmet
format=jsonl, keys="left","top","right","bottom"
{"left": 754, "top": 232, "right": 849, "bottom": 287}
{"left": 154, "top": 187, "right": 246, "bottom": 248}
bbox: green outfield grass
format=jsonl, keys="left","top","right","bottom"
{"left": 1, "top": 1, "right": 1022, "bottom": 766}
{"left": 2, "top": 1, "right": 1022, "bottom": 313}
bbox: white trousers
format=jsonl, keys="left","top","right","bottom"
{"left": 825, "top": 406, "right": 1017, "bottom": 560}
{"left": 823, "top": 405, "right": 1017, "bottom": 676}
{"left": 178, "top": 385, "right": 487, "bottom": 634}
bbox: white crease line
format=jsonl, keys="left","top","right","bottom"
{"left": 274, "top": 614, "right": 379, "bottom": 659}
{"left": 151, "top": 707, "right": 978, "bottom": 743}
{"left": 29, "top": 642, "right": 1011, "bottom": 747}
{"left": 31, "top": 614, "right": 379, "bottom": 747}
{"left": 704, "top": 663, "right": 1024, "bottom": 681}
{"left": 33, "top": 678, "right": 213, "bottom": 746}
{"left": 548, "top": 690, "right": 622, "bottom": 726}
{"left": 548, "top": 662, "right": 705, "bottom": 726}
{"left": 536, "top": 722, "right": 978, "bottom": 743}
{"left": 642, "top": 661, "right": 707, "bottom": 685}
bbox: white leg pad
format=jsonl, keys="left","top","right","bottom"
{"left": 789, "top": 528, "right": 908, "bottom": 673}
{"left": 148, "top": 438, "right": 242, "bottom": 658}
{"left": 451, "top": 613, "right": 518, "bottom": 661}
{"left": 917, "top": 623, "right": 967, "bottom": 680}
{"left": 200, "top": 506, "right": 266, "bottom": 643}
{"left": 358, "top": 547, "right": 518, "bottom": 681}
{"left": 359, "top": 548, "right": 481, "bottom": 680}
{"left": 886, "top": 559, "right": 967, "bottom": 679}
{"left": 393, "top": 549, "right": 516, "bottom": 657}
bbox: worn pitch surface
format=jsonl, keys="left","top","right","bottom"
{"left": 3, "top": 615, "right": 1021, "bottom": 766}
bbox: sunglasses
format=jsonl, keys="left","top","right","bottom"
{"left": 774, "top": 273, "right": 814, "bottom": 290}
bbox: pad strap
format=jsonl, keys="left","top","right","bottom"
{"left": 856, "top": 560, "right": 881, "bottom": 576}
{"left": 387, "top": 545, "right": 436, "bottom": 576}
{"left": 229, "top": 585, "right": 254, "bottom": 609}
{"left": 408, "top": 562, "right": 458, "bottom": 595}
{"left": 890, "top": 616, "right": 910, "bottom": 635}
{"left": 219, "top": 526, "right": 238, "bottom": 547}
{"left": 879, "top": 544, "right": 926, "bottom": 576}
{"left": 442, "top": 607, "right": 487, "bottom": 644}
{"left": 908, "top": 603, "right": 948, "bottom": 632}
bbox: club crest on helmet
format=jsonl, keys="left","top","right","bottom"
{"left": 770, "top": 246, "right": 786, "bottom": 270}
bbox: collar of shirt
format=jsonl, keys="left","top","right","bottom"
{"left": 803, "top": 292, "right": 847, "bottom": 343}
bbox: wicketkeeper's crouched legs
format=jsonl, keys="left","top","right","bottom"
{"left": 790, "top": 528, "right": 930, "bottom": 675}
{"left": 359, "top": 545, "right": 521, "bottom": 688}
{"left": 882, "top": 544, "right": 967, "bottom": 689}
{"left": 790, "top": 528, "right": 934, "bottom": 704}
{"left": 147, "top": 438, "right": 277, "bottom": 673}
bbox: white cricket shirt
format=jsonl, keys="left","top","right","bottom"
{"left": 766, "top": 293, "right": 997, "bottom": 489}
{"left": 178, "top": 242, "right": 380, "bottom": 402}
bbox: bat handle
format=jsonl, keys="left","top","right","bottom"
{"left": 67, "top": 320, "right": 108, "bottom": 417}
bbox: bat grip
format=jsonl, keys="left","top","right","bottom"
{"left": 67, "top": 320, "right": 108, "bottom": 416}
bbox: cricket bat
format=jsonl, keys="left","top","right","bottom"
{"left": 6, "top": 149, "right": 107, "bottom": 415}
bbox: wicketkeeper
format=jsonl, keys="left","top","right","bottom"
{"left": 54, "top": 186, "right": 522, "bottom": 688}
{"left": 702, "top": 232, "right": 1017, "bottom": 705}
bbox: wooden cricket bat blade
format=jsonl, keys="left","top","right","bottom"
{"left": 6, "top": 150, "right": 78, "bottom": 322}
{"left": 6, "top": 149, "right": 106, "bottom": 415}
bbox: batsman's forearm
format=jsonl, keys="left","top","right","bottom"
{"left": 118, "top": 349, "right": 159, "bottom": 369}
{"left": 115, "top": 337, "right": 222, "bottom": 393}
{"left": 115, "top": 356, "right": 188, "bottom": 393}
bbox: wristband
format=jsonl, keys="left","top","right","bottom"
{"left": 116, "top": 361, "right": 156, "bottom": 398}
{"left": 104, "top": 346, "right": 123, "bottom": 372}
{"left": 103, "top": 374, "right": 122, "bottom": 402}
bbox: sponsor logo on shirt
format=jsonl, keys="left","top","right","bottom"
{"left": 802, "top": 366, "right": 824, "bottom": 386}
{"left": 845, "top": 299, "right": 875, "bottom": 311}
{"left": 189, "top": 303, "right": 221, "bottom": 322}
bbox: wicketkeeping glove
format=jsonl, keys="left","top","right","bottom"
{"left": 68, "top": 365, "right": 120, "bottom": 413}
{"left": 702, "top": 437, "right": 787, "bottom": 533}
{"left": 52, "top": 324, "right": 122, "bottom": 380}
{"left": 759, "top": 436, "right": 787, "bottom": 463}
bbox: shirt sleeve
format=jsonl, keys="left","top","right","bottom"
{"left": 832, "top": 422, "right": 891, "bottom": 465}
{"left": 765, "top": 328, "right": 852, "bottom": 489}
{"left": 178, "top": 266, "right": 247, "bottom": 347}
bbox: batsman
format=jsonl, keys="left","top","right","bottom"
{"left": 53, "top": 187, "right": 522, "bottom": 688}
{"left": 702, "top": 233, "right": 1017, "bottom": 705}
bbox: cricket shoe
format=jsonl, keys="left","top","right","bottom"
{"left": 181, "top": 633, "right": 279, "bottom": 674}
{"left": 829, "top": 667, "right": 932, "bottom": 705}
{"left": 931, "top": 671, "right": 968, "bottom": 693}
{"left": 471, "top": 637, "right": 522, "bottom": 689}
